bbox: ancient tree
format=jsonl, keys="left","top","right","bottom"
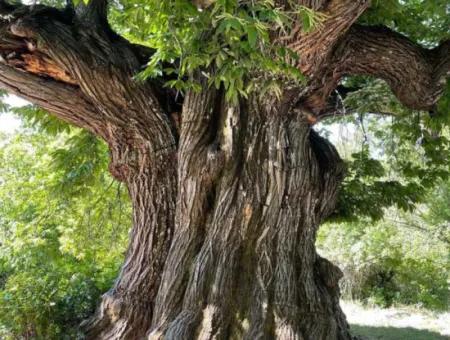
{"left": 0, "top": 0, "right": 448, "bottom": 338}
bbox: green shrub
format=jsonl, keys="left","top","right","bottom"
{"left": 0, "top": 271, "right": 99, "bottom": 339}
{"left": 317, "top": 211, "right": 449, "bottom": 311}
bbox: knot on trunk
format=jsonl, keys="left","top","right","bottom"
{"left": 108, "top": 162, "right": 130, "bottom": 182}
{"left": 315, "top": 255, "right": 343, "bottom": 289}
{"left": 108, "top": 143, "right": 142, "bottom": 181}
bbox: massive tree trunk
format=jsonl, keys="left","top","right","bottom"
{"left": 148, "top": 91, "right": 349, "bottom": 339}
{"left": 0, "top": 0, "right": 448, "bottom": 339}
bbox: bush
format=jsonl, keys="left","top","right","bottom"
{"left": 0, "top": 271, "right": 99, "bottom": 339}
{"left": 317, "top": 212, "right": 449, "bottom": 311}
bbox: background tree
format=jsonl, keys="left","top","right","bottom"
{"left": 0, "top": 0, "right": 448, "bottom": 339}
{"left": 316, "top": 114, "right": 449, "bottom": 311}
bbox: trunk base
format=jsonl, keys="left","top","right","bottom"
{"left": 147, "top": 105, "right": 350, "bottom": 340}
{"left": 82, "top": 290, "right": 152, "bottom": 339}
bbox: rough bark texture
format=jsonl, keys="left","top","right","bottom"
{"left": 0, "top": 0, "right": 449, "bottom": 339}
{"left": 149, "top": 91, "right": 348, "bottom": 339}
{"left": 310, "top": 25, "right": 450, "bottom": 116}
{"left": 83, "top": 148, "right": 177, "bottom": 339}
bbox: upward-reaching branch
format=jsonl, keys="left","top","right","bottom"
{"left": 82, "top": 0, "right": 108, "bottom": 26}
{"left": 284, "top": 0, "right": 371, "bottom": 77}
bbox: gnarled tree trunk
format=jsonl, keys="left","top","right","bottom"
{"left": 0, "top": 0, "right": 448, "bottom": 339}
{"left": 148, "top": 91, "right": 349, "bottom": 339}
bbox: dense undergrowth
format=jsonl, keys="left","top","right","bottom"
{"left": 317, "top": 214, "right": 449, "bottom": 311}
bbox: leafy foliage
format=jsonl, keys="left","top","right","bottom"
{"left": 318, "top": 93, "right": 450, "bottom": 309}
{"left": 110, "top": 0, "right": 319, "bottom": 102}
{"left": 360, "top": 0, "right": 450, "bottom": 45}
{"left": 0, "top": 127, "right": 130, "bottom": 339}
{"left": 321, "top": 78, "right": 450, "bottom": 221}
{"left": 11, "top": 105, "right": 71, "bottom": 136}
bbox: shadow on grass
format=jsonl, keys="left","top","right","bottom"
{"left": 351, "top": 324, "right": 449, "bottom": 340}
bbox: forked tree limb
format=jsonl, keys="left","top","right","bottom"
{"left": 285, "top": 0, "right": 371, "bottom": 77}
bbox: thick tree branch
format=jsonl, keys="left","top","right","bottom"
{"left": 284, "top": 0, "right": 371, "bottom": 77}
{"left": 0, "top": 63, "right": 106, "bottom": 135}
{"left": 311, "top": 25, "right": 450, "bottom": 117}
{"left": 0, "top": 24, "right": 77, "bottom": 85}
{"left": 0, "top": 2, "right": 179, "bottom": 156}
{"left": 0, "top": 4, "right": 109, "bottom": 135}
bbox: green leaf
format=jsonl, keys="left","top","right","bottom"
{"left": 247, "top": 26, "right": 258, "bottom": 48}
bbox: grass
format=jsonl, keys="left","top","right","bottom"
{"left": 341, "top": 300, "right": 450, "bottom": 340}
{"left": 351, "top": 325, "right": 449, "bottom": 340}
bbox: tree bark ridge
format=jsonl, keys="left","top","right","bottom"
{"left": 84, "top": 149, "right": 177, "bottom": 339}
{"left": 149, "top": 91, "right": 349, "bottom": 339}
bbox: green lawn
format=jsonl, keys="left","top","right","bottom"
{"left": 351, "top": 325, "right": 450, "bottom": 340}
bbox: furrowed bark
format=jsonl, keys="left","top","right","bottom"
{"left": 284, "top": 0, "right": 371, "bottom": 78}
{"left": 148, "top": 88, "right": 349, "bottom": 339}
{"left": 0, "top": 10, "right": 105, "bottom": 135}
{"left": 84, "top": 146, "right": 177, "bottom": 339}
{"left": 150, "top": 81, "right": 225, "bottom": 336}
{"left": 0, "top": 64, "right": 104, "bottom": 135}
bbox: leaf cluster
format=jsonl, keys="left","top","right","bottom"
{"left": 325, "top": 78, "right": 450, "bottom": 222}
{"left": 360, "top": 0, "right": 449, "bottom": 45}
{"left": 110, "top": 0, "right": 323, "bottom": 102}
